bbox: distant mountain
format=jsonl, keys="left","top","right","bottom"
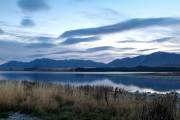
{"left": 1, "top": 52, "right": 180, "bottom": 70}
{"left": 108, "top": 52, "right": 180, "bottom": 67}
{"left": 0, "top": 58, "right": 105, "bottom": 69}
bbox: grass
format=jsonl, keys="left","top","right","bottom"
{"left": 0, "top": 80, "right": 179, "bottom": 120}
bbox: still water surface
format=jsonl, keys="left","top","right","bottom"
{"left": 0, "top": 71, "right": 180, "bottom": 93}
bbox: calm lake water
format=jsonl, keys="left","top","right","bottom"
{"left": 0, "top": 71, "right": 180, "bottom": 93}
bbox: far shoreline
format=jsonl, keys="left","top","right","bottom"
{"left": 1, "top": 70, "right": 180, "bottom": 76}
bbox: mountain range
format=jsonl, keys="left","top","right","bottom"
{"left": 1, "top": 52, "right": 180, "bottom": 70}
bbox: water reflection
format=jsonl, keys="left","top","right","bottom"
{"left": 0, "top": 71, "right": 180, "bottom": 93}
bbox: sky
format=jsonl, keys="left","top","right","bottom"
{"left": 0, "top": 0, "right": 180, "bottom": 63}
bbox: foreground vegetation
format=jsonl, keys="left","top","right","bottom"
{"left": 0, "top": 80, "right": 179, "bottom": 120}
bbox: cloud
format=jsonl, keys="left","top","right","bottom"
{"left": 34, "top": 36, "right": 54, "bottom": 42}
{"left": 61, "top": 36, "right": 100, "bottom": 45}
{"left": 117, "top": 48, "right": 136, "bottom": 51}
{"left": 0, "top": 40, "right": 31, "bottom": 61}
{"left": 0, "top": 29, "right": 57, "bottom": 49}
{"left": 102, "top": 8, "right": 124, "bottom": 17}
{"left": 0, "top": 29, "right": 4, "bottom": 34}
{"left": 18, "top": 0, "right": 50, "bottom": 27}
{"left": 118, "top": 37, "right": 174, "bottom": 44}
{"left": 0, "top": 31, "right": 58, "bottom": 61}
{"left": 86, "top": 46, "right": 135, "bottom": 52}
{"left": 28, "top": 49, "right": 83, "bottom": 58}
{"left": 60, "top": 17, "right": 180, "bottom": 38}
{"left": 120, "top": 53, "right": 142, "bottom": 57}
{"left": 83, "top": 8, "right": 126, "bottom": 25}
{"left": 51, "top": 50, "right": 83, "bottom": 55}
{"left": 25, "top": 43, "right": 56, "bottom": 48}
{"left": 149, "top": 37, "right": 174, "bottom": 43}
{"left": 21, "top": 18, "right": 35, "bottom": 27}
{"left": 17, "top": 0, "right": 50, "bottom": 13}
{"left": 118, "top": 40, "right": 144, "bottom": 43}
{"left": 42, "top": 46, "right": 135, "bottom": 57}
{"left": 50, "top": 46, "right": 135, "bottom": 56}
{"left": 2, "top": 16, "right": 180, "bottom": 63}
{"left": 138, "top": 48, "right": 157, "bottom": 52}
{"left": 28, "top": 53, "right": 47, "bottom": 58}
{"left": 26, "top": 35, "right": 56, "bottom": 42}
{"left": 0, "top": 29, "right": 56, "bottom": 44}
{"left": 86, "top": 46, "right": 115, "bottom": 52}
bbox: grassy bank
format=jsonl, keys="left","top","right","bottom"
{"left": 0, "top": 80, "right": 179, "bottom": 120}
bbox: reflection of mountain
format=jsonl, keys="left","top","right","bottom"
{"left": 72, "top": 79, "right": 168, "bottom": 93}
{"left": 0, "top": 72, "right": 180, "bottom": 92}
{"left": 1, "top": 52, "right": 180, "bottom": 70}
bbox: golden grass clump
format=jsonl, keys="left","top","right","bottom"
{"left": 0, "top": 80, "right": 179, "bottom": 120}
{"left": 0, "top": 81, "right": 25, "bottom": 108}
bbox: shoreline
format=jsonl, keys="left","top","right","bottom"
{"left": 1, "top": 70, "right": 180, "bottom": 75}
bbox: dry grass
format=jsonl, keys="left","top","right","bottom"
{"left": 0, "top": 81, "right": 25, "bottom": 108}
{"left": 0, "top": 80, "right": 179, "bottom": 120}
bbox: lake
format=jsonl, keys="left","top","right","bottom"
{"left": 0, "top": 71, "right": 180, "bottom": 93}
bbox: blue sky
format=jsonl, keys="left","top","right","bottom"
{"left": 0, "top": 0, "right": 180, "bottom": 63}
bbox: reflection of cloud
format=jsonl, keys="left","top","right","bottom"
{"left": 63, "top": 79, "right": 180, "bottom": 94}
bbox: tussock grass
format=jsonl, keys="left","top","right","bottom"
{"left": 0, "top": 80, "right": 179, "bottom": 120}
